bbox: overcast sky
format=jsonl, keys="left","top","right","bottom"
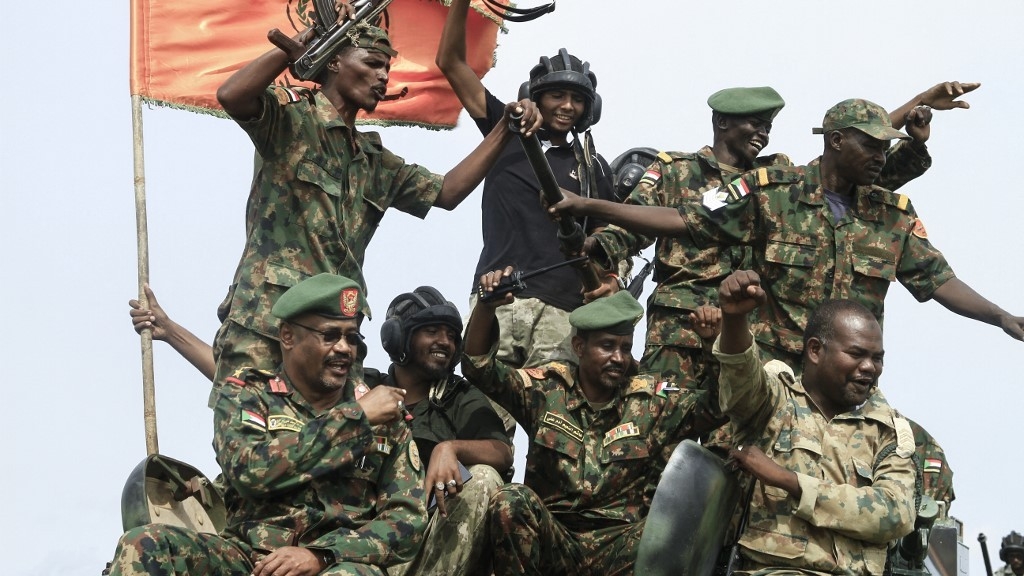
{"left": 2, "top": 0, "right": 1021, "bottom": 574}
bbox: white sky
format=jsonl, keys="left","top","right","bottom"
{"left": 2, "top": 0, "right": 1021, "bottom": 573}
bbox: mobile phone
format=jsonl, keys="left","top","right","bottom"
{"left": 428, "top": 462, "right": 473, "bottom": 510}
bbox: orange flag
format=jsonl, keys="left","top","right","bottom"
{"left": 130, "top": 0, "right": 503, "bottom": 128}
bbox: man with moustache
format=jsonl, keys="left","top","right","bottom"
{"left": 108, "top": 274, "right": 426, "bottom": 575}
{"left": 713, "top": 269, "right": 916, "bottom": 575}
{"left": 211, "top": 6, "right": 540, "bottom": 403}
{"left": 461, "top": 272, "right": 696, "bottom": 576}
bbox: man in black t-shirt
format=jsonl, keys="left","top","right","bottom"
{"left": 437, "top": 0, "right": 616, "bottom": 376}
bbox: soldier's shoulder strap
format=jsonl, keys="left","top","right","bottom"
{"left": 717, "top": 165, "right": 802, "bottom": 205}
{"left": 269, "top": 85, "right": 315, "bottom": 105}
{"left": 656, "top": 151, "right": 698, "bottom": 164}
{"left": 869, "top": 185, "right": 912, "bottom": 212}
{"left": 755, "top": 152, "right": 795, "bottom": 168}
{"left": 517, "top": 361, "right": 573, "bottom": 386}
{"left": 224, "top": 367, "right": 276, "bottom": 388}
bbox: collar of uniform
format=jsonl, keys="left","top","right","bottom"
{"left": 311, "top": 91, "right": 384, "bottom": 156}
{"left": 797, "top": 161, "right": 826, "bottom": 206}
{"left": 696, "top": 145, "right": 719, "bottom": 171}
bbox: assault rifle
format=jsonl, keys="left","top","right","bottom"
{"left": 290, "top": 0, "right": 395, "bottom": 82}
{"left": 477, "top": 257, "right": 589, "bottom": 303}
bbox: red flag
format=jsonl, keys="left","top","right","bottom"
{"left": 130, "top": 0, "right": 503, "bottom": 128}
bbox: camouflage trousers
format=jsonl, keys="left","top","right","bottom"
{"left": 639, "top": 345, "right": 727, "bottom": 438}
{"left": 210, "top": 320, "right": 281, "bottom": 408}
{"left": 467, "top": 295, "right": 576, "bottom": 439}
{"left": 487, "top": 484, "right": 644, "bottom": 576}
{"left": 109, "top": 524, "right": 386, "bottom": 575}
{"left": 390, "top": 464, "right": 505, "bottom": 576}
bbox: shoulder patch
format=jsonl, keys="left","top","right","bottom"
{"left": 240, "top": 409, "right": 267, "bottom": 431}
{"left": 639, "top": 166, "right": 662, "bottom": 186}
{"left": 893, "top": 415, "right": 915, "bottom": 458}
{"left": 524, "top": 367, "right": 547, "bottom": 379}
{"left": 911, "top": 218, "right": 928, "bottom": 239}
{"left": 657, "top": 151, "right": 674, "bottom": 163}
{"left": 873, "top": 188, "right": 911, "bottom": 211}
{"left": 270, "top": 85, "right": 312, "bottom": 105}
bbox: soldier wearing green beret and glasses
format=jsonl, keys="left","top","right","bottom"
{"left": 461, "top": 267, "right": 699, "bottom": 576}
{"left": 210, "top": 2, "right": 542, "bottom": 407}
{"left": 551, "top": 98, "right": 1024, "bottom": 374}
{"left": 108, "top": 274, "right": 428, "bottom": 576}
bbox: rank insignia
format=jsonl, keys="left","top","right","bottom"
{"left": 354, "top": 382, "right": 370, "bottom": 400}
{"left": 268, "top": 376, "right": 288, "bottom": 394}
{"left": 603, "top": 422, "right": 640, "bottom": 446}
{"left": 409, "top": 441, "right": 422, "bottom": 472}
{"left": 240, "top": 409, "right": 267, "bottom": 431}
{"left": 268, "top": 414, "right": 304, "bottom": 432}
{"left": 702, "top": 187, "right": 730, "bottom": 211}
{"left": 375, "top": 436, "right": 394, "bottom": 456}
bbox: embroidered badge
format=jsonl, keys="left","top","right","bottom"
{"left": 726, "top": 177, "right": 752, "bottom": 202}
{"left": 375, "top": 436, "right": 394, "bottom": 456}
{"left": 702, "top": 187, "right": 730, "bottom": 211}
{"left": 893, "top": 417, "right": 915, "bottom": 458}
{"left": 408, "top": 441, "right": 422, "bottom": 472}
{"left": 639, "top": 167, "right": 662, "bottom": 186}
{"left": 655, "top": 381, "right": 680, "bottom": 398}
{"left": 603, "top": 422, "right": 640, "bottom": 446}
{"left": 541, "top": 412, "right": 584, "bottom": 443}
{"left": 341, "top": 288, "right": 359, "bottom": 317}
{"left": 240, "top": 409, "right": 267, "bottom": 431}
{"left": 268, "top": 376, "right": 288, "bottom": 394}
{"left": 268, "top": 414, "right": 304, "bottom": 432}
{"left": 354, "top": 382, "right": 370, "bottom": 400}
{"left": 924, "top": 458, "right": 943, "bottom": 473}
{"left": 911, "top": 219, "right": 928, "bottom": 239}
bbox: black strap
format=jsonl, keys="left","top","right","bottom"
{"left": 482, "top": 0, "right": 556, "bottom": 22}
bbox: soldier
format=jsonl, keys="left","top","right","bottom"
{"left": 550, "top": 98, "right": 1024, "bottom": 369}
{"left": 108, "top": 274, "right": 426, "bottom": 575}
{"left": 437, "top": 0, "right": 617, "bottom": 374}
{"left": 714, "top": 270, "right": 916, "bottom": 575}
{"left": 129, "top": 284, "right": 215, "bottom": 380}
{"left": 368, "top": 287, "right": 513, "bottom": 576}
{"left": 998, "top": 532, "right": 1024, "bottom": 576}
{"left": 586, "top": 84, "right": 975, "bottom": 439}
{"left": 462, "top": 274, "right": 702, "bottom": 576}
{"left": 211, "top": 7, "right": 542, "bottom": 400}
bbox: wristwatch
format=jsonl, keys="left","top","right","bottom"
{"left": 315, "top": 549, "right": 335, "bottom": 569}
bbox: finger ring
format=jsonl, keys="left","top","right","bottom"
{"left": 435, "top": 481, "right": 445, "bottom": 491}
{"left": 397, "top": 401, "right": 404, "bottom": 410}
{"left": 737, "top": 445, "right": 744, "bottom": 451}
{"left": 447, "top": 479, "right": 457, "bottom": 487}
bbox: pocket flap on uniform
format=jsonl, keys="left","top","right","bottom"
{"left": 851, "top": 252, "right": 896, "bottom": 281}
{"left": 765, "top": 236, "right": 816, "bottom": 267}
{"left": 739, "top": 526, "right": 808, "bottom": 560}
{"left": 296, "top": 158, "right": 342, "bottom": 197}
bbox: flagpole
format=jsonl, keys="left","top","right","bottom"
{"left": 132, "top": 93, "right": 159, "bottom": 456}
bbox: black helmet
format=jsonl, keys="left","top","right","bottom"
{"left": 380, "top": 286, "right": 463, "bottom": 368}
{"left": 520, "top": 48, "right": 602, "bottom": 132}
{"left": 1001, "top": 531, "right": 1024, "bottom": 562}
{"left": 609, "top": 147, "right": 659, "bottom": 202}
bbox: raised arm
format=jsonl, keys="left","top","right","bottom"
{"left": 889, "top": 81, "right": 980, "bottom": 129}
{"left": 436, "top": 0, "right": 488, "bottom": 118}
{"left": 129, "top": 284, "right": 216, "bottom": 381}
{"left": 931, "top": 277, "right": 1024, "bottom": 340}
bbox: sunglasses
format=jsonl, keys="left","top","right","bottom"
{"left": 289, "top": 320, "right": 365, "bottom": 347}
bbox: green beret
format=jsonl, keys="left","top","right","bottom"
{"left": 569, "top": 291, "right": 644, "bottom": 335}
{"left": 346, "top": 22, "right": 397, "bottom": 57}
{"left": 812, "top": 98, "right": 910, "bottom": 141}
{"left": 707, "top": 86, "right": 785, "bottom": 122}
{"left": 271, "top": 273, "right": 364, "bottom": 321}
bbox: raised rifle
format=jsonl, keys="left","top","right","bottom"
{"left": 507, "top": 112, "right": 603, "bottom": 292}
{"left": 979, "top": 533, "right": 994, "bottom": 576}
{"left": 477, "top": 257, "right": 589, "bottom": 303}
{"left": 290, "top": 0, "right": 395, "bottom": 82}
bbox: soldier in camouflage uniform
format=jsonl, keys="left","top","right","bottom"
{"left": 365, "top": 286, "right": 512, "bottom": 576}
{"left": 211, "top": 16, "right": 541, "bottom": 402}
{"left": 997, "top": 532, "right": 1024, "bottom": 576}
{"left": 108, "top": 274, "right": 426, "bottom": 575}
{"left": 551, "top": 98, "right": 1024, "bottom": 369}
{"left": 714, "top": 270, "right": 917, "bottom": 575}
{"left": 462, "top": 279, "right": 698, "bottom": 576}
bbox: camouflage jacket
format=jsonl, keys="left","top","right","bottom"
{"left": 682, "top": 161, "right": 954, "bottom": 355}
{"left": 715, "top": 341, "right": 916, "bottom": 576}
{"left": 222, "top": 86, "right": 443, "bottom": 336}
{"left": 213, "top": 368, "right": 427, "bottom": 567}
{"left": 907, "top": 418, "right": 955, "bottom": 508}
{"left": 593, "top": 147, "right": 791, "bottom": 349}
{"left": 463, "top": 344, "right": 695, "bottom": 529}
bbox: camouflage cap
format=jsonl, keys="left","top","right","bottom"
{"left": 569, "top": 291, "right": 644, "bottom": 335}
{"left": 272, "top": 273, "right": 364, "bottom": 321}
{"left": 346, "top": 22, "right": 398, "bottom": 57}
{"left": 707, "top": 87, "right": 785, "bottom": 122}
{"left": 813, "top": 98, "right": 910, "bottom": 140}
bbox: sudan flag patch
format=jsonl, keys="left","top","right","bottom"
{"left": 240, "top": 409, "right": 267, "bottom": 431}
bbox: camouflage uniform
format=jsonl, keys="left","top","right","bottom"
{"left": 109, "top": 368, "right": 428, "bottom": 575}
{"left": 462, "top": 346, "right": 696, "bottom": 575}
{"left": 906, "top": 418, "right": 955, "bottom": 508}
{"left": 682, "top": 161, "right": 954, "bottom": 363}
{"left": 211, "top": 85, "right": 444, "bottom": 395}
{"left": 364, "top": 367, "right": 510, "bottom": 576}
{"left": 714, "top": 340, "right": 917, "bottom": 576}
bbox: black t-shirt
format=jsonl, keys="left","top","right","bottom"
{"left": 471, "top": 91, "right": 615, "bottom": 311}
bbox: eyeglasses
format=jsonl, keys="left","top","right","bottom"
{"left": 288, "top": 320, "right": 365, "bottom": 347}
